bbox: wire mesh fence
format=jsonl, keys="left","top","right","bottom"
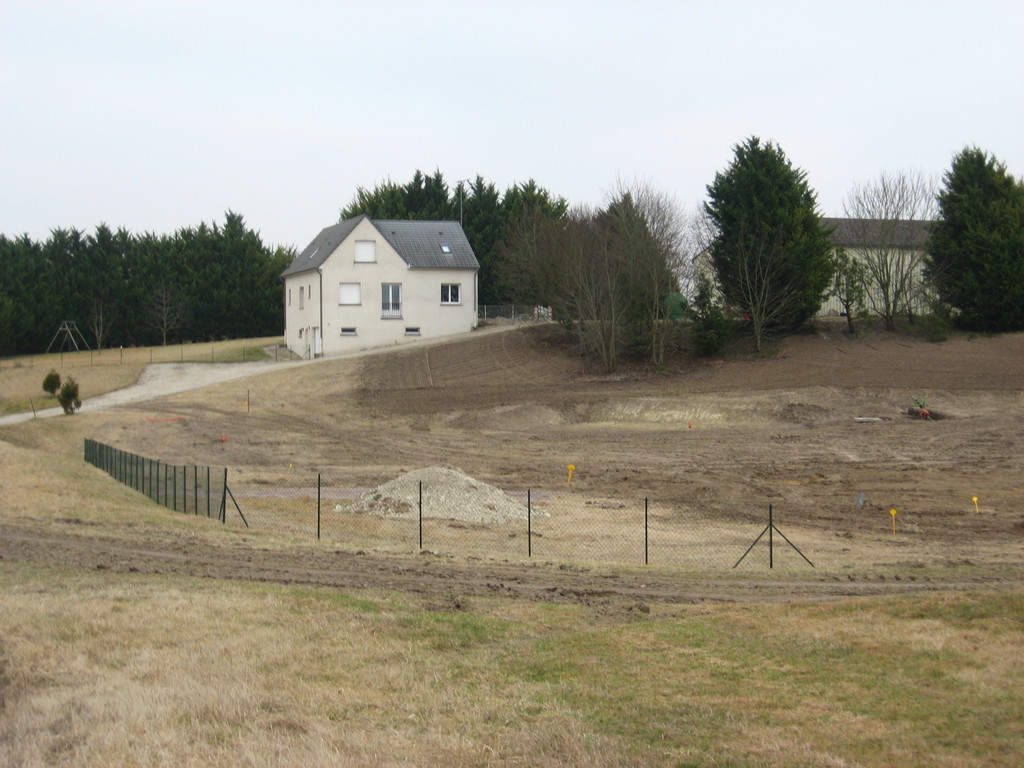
{"left": 225, "top": 467, "right": 817, "bottom": 570}
{"left": 477, "top": 305, "right": 552, "bottom": 322}
{"left": 84, "top": 439, "right": 229, "bottom": 521}
{"left": 3, "top": 341, "right": 285, "bottom": 372}
{"left": 83, "top": 440, "right": 819, "bottom": 570}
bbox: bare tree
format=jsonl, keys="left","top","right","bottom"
{"left": 605, "top": 179, "right": 688, "bottom": 365}
{"left": 842, "top": 170, "right": 936, "bottom": 331}
{"left": 502, "top": 180, "right": 688, "bottom": 371}
{"left": 540, "top": 207, "right": 625, "bottom": 371}
{"left": 728, "top": 221, "right": 810, "bottom": 352}
{"left": 148, "top": 283, "right": 189, "bottom": 345}
{"left": 89, "top": 299, "right": 114, "bottom": 350}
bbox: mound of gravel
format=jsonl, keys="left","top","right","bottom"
{"left": 353, "top": 466, "right": 528, "bottom": 524}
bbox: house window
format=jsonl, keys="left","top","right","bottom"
{"left": 441, "top": 284, "right": 461, "bottom": 304}
{"left": 299, "top": 286, "right": 304, "bottom": 310}
{"left": 341, "top": 327, "right": 357, "bottom": 336}
{"left": 355, "top": 240, "right": 376, "bottom": 263}
{"left": 381, "top": 283, "right": 401, "bottom": 318}
{"left": 440, "top": 244, "right": 452, "bottom": 253}
{"left": 405, "top": 327, "right": 421, "bottom": 336}
{"left": 288, "top": 288, "right": 291, "bottom": 307}
{"left": 339, "top": 283, "right": 361, "bottom": 305}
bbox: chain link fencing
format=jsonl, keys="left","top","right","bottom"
{"left": 84, "top": 439, "right": 231, "bottom": 522}
{"left": 83, "top": 440, "right": 822, "bottom": 570}
{"left": 225, "top": 467, "right": 817, "bottom": 570}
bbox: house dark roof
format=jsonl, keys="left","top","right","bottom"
{"left": 281, "top": 216, "right": 363, "bottom": 277}
{"left": 375, "top": 219, "right": 479, "bottom": 270}
{"left": 823, "top": 217, "right": 932, "bottom": 250}
{"left": 281, "top": 215, "right": 478, "bottom": 278}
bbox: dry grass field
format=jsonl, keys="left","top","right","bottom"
{"left": 1, "top": 321, "right": 1023, "bottom": 766}
{"left": 0, "top": 336, "right": 284, "bottom": 415}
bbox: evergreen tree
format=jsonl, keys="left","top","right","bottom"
{"left": 83, "top": 224, "right": 131, "bottom": 348}
{"left": 459, "top": 176, "right": 504, "bottom": 304}
{"left": 926, "top": 147, "right": 1024, "bottom": 331}
{"left": 405, "top": 169, "right": 455, "bottom": 220}
{"left": 340, "top": 180, "right": 407, "bottom": 219}
{"left": 496, "top": 179, "right": 569, "bottom": 304}
{"left": 340, "top": 171, "right": 568, "bottom": 305}
{"left": 704, "top": 137, "right": 833, "bottom": 352}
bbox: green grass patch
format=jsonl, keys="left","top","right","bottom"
{"left": 2, "top": 565, "right": 1022, "bottom": 767}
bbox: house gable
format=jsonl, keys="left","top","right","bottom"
{"left": 282, "top": 216, "right": 480, "bottom": 358}
{"left": 281, "top": 215, "right": 366, "bottom": 278}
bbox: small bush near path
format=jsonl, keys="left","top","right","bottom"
{"left": 42, "top": 369, "right": 61, "bottom": 396}
{"left": 57, "top": 377, "right": 81, "bottom": 414}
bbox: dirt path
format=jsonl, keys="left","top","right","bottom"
{"left": 1, "top": 518, "right": 1011, "bottom": 609}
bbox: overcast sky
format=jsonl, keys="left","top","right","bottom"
{"left": 2, "top": 0, "right": 1021, "bottom": 249}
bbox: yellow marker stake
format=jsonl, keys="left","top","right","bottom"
{"left": 890, "top": 508, "right": 898, "bottom": 535}
{"left": 567, "top": 464, "right": 576, "bottom": 485}
{"left": 972, "top": 496, "right": 980, "bottom": 514}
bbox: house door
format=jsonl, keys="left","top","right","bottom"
{"left": 313, "top": 327, "right": 322, "bottom": 357}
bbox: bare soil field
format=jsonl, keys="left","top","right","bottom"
{"left": 2, "top": 320, "right": 1023, "bottom": 604}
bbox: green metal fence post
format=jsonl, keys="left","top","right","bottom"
{"left": 527, "top": 489, "right": 532, "bottom": 558}
{"left": 644, "top": 497, "right": 649, "bottom": 565}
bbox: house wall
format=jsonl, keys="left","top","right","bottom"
{"left": 820, "top": 246, "right": 932, "bottom": 317}
{"left": 283, "top": 271, "right": 323, "bottom": 359}
{"left": 692, "top": 247, "right": 933, "bottom": 320}
{"left": 284, "top": 218, "right": 478, "bottom": 358}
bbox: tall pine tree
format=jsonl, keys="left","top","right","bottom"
{"left": 704, "top": 137, "right": 833, "bottom": 352}
{"left": 926, "top": 147, "right": 1024, "bottom": 331}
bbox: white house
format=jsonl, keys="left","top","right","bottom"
{"left": 819, "top": 217, "right": 932, "bottom": 317}
{"left": 282, "top": 215, "right": 479, "bottom": 358}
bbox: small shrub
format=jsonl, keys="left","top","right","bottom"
{"left": 42, "top": 369, "right": 61, "bottom": 396}
{"left": 691, "top": 274, "right": 732, "bottom": 356}
{"left": 914, "top": 313, "right": 952, "bottom": 343}
{"left": 57, "top": 377, "right": 82, "bottom": 415}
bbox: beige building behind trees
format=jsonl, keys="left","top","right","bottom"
{"left": 819, "top": 217, "right": 932, "bottom": 321}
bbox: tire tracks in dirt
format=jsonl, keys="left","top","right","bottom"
{"left": 0, "top": 519, "right": 1011, "bottom": 610}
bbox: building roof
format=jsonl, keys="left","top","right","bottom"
{"left": 823, "top": 217, "right": 932, "bottom": 250}
{"left": 281, "top": 215, "right": 479, "bottom": 278}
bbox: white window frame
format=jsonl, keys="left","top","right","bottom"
{"left": 381, "top": 283, "right": 401, "bottom": 318}
{"left": 441, "top": 283, "right": 461, "bottom": 305}
{"left": 339, "top": 283, "right": 361, "bottom": 305}
{"left": 355, "top": 240, "right": 377, "bottom": 263}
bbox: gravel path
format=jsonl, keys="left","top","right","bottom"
{"left": 0, "top": 323, "right": 523, "bottom": 427}
{"left": 0, "top": 360, "right": 299, "bottom": 426}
